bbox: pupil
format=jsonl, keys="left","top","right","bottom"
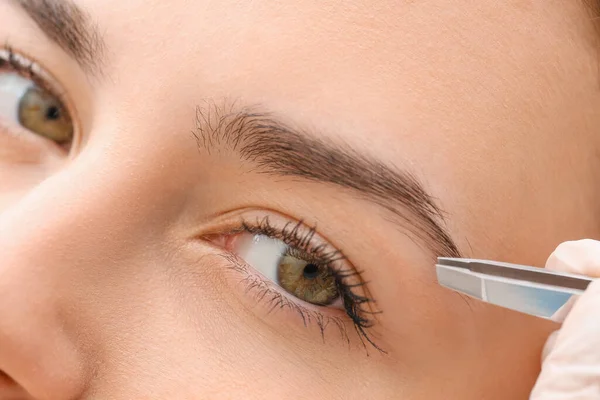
{"left": 46, "top": 106, "right": 60, "bottom": 120}
{"left": 302, "top": 263, "right": 319, "bottom": 279}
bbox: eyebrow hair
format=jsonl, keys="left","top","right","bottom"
{"left": 194, "top": 102, "right": 462, "bottom": 258}
{"left": 11, "top": 0, "right": 105, "bottom": 75}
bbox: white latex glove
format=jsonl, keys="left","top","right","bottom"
{"left": 530, "top": 239, "right": 600, "bottom": 399}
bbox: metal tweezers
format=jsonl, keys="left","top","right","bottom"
{"left": 436, "top": 258, "right": 595, "bottom": 319}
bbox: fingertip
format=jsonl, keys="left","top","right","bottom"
{"left": 545, "top": 241, "right": 574, "bottom": 271}
{"left": 545, "top": 239, "right": 600, "bottom": 276}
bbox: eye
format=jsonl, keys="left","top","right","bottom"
{"left": 0, "top": 50, "right": 74, "bottom": 147}
{"left": 208, "top": 216, "right": 384, "bottom": 353}
{"left": 236, "top": 234, "right": 341, "bottom": 306}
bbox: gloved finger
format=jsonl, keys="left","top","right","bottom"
{"left": 541, "top": 296, "right": 579, "bottom": 373}
{"left": 540, "top": 239, "right": 596, "bottom": 363}
{"left": 531, "top": 239, "right": 600, "bottom": 399}
{"left": 545, "top": 239, "right": 600, "bottom": 276}
{"left": 541, "top": 296, "right": 578, "bottom": 365}
{"left": 544, "top": 239, "right": 595, "bottom": 326}
{"left": 531, "top": 279, "right": 600, "bottom": 399}
{"left": 542, "top": 295, "right": 578, "bottom": 364}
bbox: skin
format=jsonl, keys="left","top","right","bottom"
{"left": 1, "top": 0, "right": 600, "bottom": 398}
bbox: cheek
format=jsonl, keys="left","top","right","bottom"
{"left": 86, "top": 254, "right": 355, "bottom": 398}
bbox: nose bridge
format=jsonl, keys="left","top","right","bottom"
{"left": 0, "top": 135, "right": 195, "bottom": 397}
{"left": 0, "top": 158, "right": 132, "bottom": 284}
{"left": 0, "top": 160, "right": 144, "bottom": 399}
{"left": 0, "top": 146, "right": 165, "bottom": 273}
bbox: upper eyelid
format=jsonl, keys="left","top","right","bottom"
{"left": 199, "top": 209, "right": 330, "bottom": 246}
{"left": 0, "top": 47, "right": 69, "bottom": 103}
{"left": 240, "top": 217, "right": 346, "bottom": 264}
{"left": 199, "top": 211, "right": 356, "bottom": 280}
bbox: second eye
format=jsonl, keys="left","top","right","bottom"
{"left": 0, "top": 50, "right": 74, "bottom": 146}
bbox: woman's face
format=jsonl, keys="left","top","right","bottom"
{"left": 1, "top": 0, "right": 599, "bottom": 398}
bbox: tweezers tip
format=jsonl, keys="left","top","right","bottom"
{"left": 437, "top": 257, "right": 471, "bottom": 268}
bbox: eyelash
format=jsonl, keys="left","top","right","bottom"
{"left": 0, "top": 45, "right": 67, "bottom": 105}
{"left": 222, "top": 216, "right": 385, "bottom": 354}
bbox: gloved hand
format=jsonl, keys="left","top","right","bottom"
{"left": 530, "top": 239, "right": 600, "bottom": 399}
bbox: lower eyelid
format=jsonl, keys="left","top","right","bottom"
{"left": 0, "top": 118, "right": 66, "bottom": 159}
{"left": 218, "top": 251, "right": 354, "bottom": 346}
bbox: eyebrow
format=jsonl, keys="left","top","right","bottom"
{"left": 194, "top": 102, "right": 462, "bottom": 258}
{"left": 11, "top": 0, "right": 105, "bottom": 75}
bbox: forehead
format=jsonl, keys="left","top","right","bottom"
{"left": 4, "top": 0, "right": 596, "bottom": 138}
{"left": 63, "top": 0, "right": 591, "bottom": 147}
